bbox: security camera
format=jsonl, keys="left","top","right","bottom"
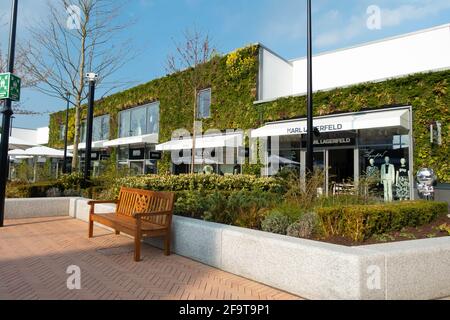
{"left": 85, "top": 72, "right": 99, "bottom": 81}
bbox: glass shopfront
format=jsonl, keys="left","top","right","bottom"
{"left": 263, "top": 107, "right": 414, "bottom": 202}
{"left": 117, "top": 144, "right": 158, "bottom": 175}
{"left": 173, "top": 147, "right": 242, "bottom": 175}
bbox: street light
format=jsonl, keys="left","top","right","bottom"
{"left": 305, "top": 0, "right": 314, "bottom": 174}
{"left": 0, "top": 0, "right": 19, "bottom": 228}
{"left": 62, "top": 91, "right": 70, "bottom": 174}
{"left": 84, "top": 72, "right": 98, "bottom": 183}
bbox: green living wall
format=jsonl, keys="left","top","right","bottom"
{"left": 257, "top": 70, "right": 450, "bottom": 183}
{"left": 49, "top": 43, "right": 450, "bottom": 182}
{"left": 49, "top": 45, "right": 261, "bottom": 148}
{"left": 49, "top": 45, "right": 261, "bottom": 173}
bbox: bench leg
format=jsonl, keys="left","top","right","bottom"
{"left": 134, "top": 230, "right": 142, "bottom": 262}
{"left": 164, "top": 234, "right": 171, "bottom": 256}
{"left": 88, "top": 217, "right": 94, "bottom": 238}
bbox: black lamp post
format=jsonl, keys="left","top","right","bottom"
{"left": 305, "top": 0, "right": 314, "bottom": 174}
{"left": 84, "top": 73, "right": 98, "bottom": 183}
{"left": 0, "top": 0, "right": 19, "bottom": 228}
{"left": 62, "top": 91, "right": 70, "bottom": 174}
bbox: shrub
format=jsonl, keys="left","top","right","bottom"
{"left": 287, "top": 212, "right": 320, "bottom": 239}
{"left": 7, "top": 181, "right": 59, "bottom": 198}
{"left": 261, "top": 212, "right": 292, "bottom": 235}
{"left": 46, "top": 188, "right": 62, "bottom": 197}
{"left": 174, "top": 191, "right": 209, "bottom": 219}
{"left": 63, "top": 189, "right": 82, "bottom": 197}
{"left": 112, "top": 174, "right": 286, "bottom": 195}
{"left": 317, "top": 201, "right": 448, "bottom": 242}
{"left": 203, "top": 190, "right": 277, "bottom": 228}
{"left": 57, "top": 172, "right": 87, "bottom": 190}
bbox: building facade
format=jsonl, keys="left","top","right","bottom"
{"left": 48, "top": 24, "right": 450, "bottom": 200}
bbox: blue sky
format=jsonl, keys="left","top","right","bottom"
{"left": 1, "top": 0, "right": 450, "bottom": 129}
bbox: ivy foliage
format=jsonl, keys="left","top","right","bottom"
{"left": 49, "top": 45, "right": 260, "bottom": 148}
{"left": 257, "top": 71, "right": 450, "bottom": 182}
{"left": 49, "top": 43, "right": 449, "bottom": 182}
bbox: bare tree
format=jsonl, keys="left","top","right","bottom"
{"left": 166, "top": 28, "right": 218, "bottom": 174}
{"left": 23, "top": 0, "right": 137, "bottom": 170}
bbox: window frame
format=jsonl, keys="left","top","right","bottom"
{"left": 80, "top": 114, "right": 110, "bottom": 143}
{"left": 197, "top": 87, "right": 212, "bottom": 119}
{"left": 118, "top": 101, "right": 160, "bottom": 138}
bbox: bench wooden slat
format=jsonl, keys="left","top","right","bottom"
{"left": 88, "top": 187, "right": 175, "bottom": 262}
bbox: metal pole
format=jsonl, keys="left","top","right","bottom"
{"left": 84, "top": 79, "right": 95, "bottom": 183}
{"left": 9, "top": 116, "right": 14, "bottom": 136}
{"left": 305, "top": 0, "right": 314, "bottom": 174}
{"left": 0, "top": 0, "right": 19, "bottom": 228}
{"left": 62, "top": 92, "right": 70, "bottom": 174}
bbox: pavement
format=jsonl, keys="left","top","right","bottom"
{"left": 0, "top": 217, "right": 301, "bottom": 300}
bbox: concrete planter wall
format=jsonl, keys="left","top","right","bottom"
{"left": 5, "top": 197, "right": 450, "bottom": 300}
{"left": 5, "top": 198, "right": 74, "bottom": 219}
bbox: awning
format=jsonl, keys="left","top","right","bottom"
{"left": 68, "top": 140, "right": 107, "bottom": 150}
{"left": 1, "top": 135, "right": 38, "bottom": 150}
{"left": 103, "top": 134, "right": 159, "bottom": 148}
{"left": 156, "top": 133, "right": 243, "bottom": 151}
{"left": 9, "top": 146, "right": 72, "bottom": 158}
{"left": 251, "top": 108, "right": 410, "bottom": 138}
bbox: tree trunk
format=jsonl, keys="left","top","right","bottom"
{"left": 71, "top": 102, "right": 81, "bottom": 171}
{"left": 72, "top": 24, "right": 87, "bottom": 172}
{"left": 191, "top": 88, "right": 197, "bottom": 174}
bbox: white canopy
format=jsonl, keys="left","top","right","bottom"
{"left": 268, "top": 155, "right": 300, "bottom": 165}
{"left": 9, "top": 146, "right": 72, "bottom": 158}
{"left": 68, "top": 140, "right": 107, "bottom": 150}
{"left": 1, "top": 135, "right": 38, "bottom": 150}
{"left": 156, "top": 133, "right": 243, "bottom": 151}
{"left": 251, "top": 108, "right": 410, "bottom": 138}
{"left": 103, "top": 134, "right": 159, "bottom": 148}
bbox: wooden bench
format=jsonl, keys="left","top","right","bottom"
{"left": 88, "top": 187, "right": 175, "bottom": 262}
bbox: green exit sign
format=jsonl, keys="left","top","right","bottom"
{"left": 0, "top": 73, "right": 21, "bottom": 101}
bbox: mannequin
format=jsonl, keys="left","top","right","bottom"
{"left": 396, "top": 158, "right": 410, "bottom": 201}
{"left": 366, "top": 158, "right": 380, "bottom": 179}
{"left": 380, "top": 156, "right": 395, "bottom": 202}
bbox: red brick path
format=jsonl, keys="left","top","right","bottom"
{"left": 0, "top": 217, "right": 301, "bottom": 300}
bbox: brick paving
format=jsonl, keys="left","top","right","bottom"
{"left": 0, "top": 217, "right": 301, "bottom": 300}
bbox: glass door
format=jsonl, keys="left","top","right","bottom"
{"left": 313, "top": 151, "right": 327, "bottom": 196}
{"left": 129, "top": 161, "right": 144, "bottom": 176}
{"left": 327, "top": 149, "right": 355, "bottom": 195}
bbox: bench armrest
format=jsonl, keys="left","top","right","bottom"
{"left": 88, "top": 200, "right": 118, "bottom": 206}
{"left": 133, "top": 210, "right": 173, "bottom": 219}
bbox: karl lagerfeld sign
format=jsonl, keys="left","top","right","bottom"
{"left": 287, "top": 124, "right": 344, "bottom": 135}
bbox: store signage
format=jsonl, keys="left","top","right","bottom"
{"left": 129, "top": 148, "right": 144, "bottom": 160}
{"left": 362, "top": 149, "right": 388, "bottom": 160}
{"left": 149, "top": 151, "right": 162, "bottom": 160}
{"left": 0, "top": 73, "right": 21, "bottom": 101}
{"left": 287, "top": 124, "right": 343, "bottom": 135}
{"left": 301, "top": 137, "right": 355, "bottom": 148}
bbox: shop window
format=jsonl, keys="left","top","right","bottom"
{"left": 359, "top": 147, "right": 411, "bottom": 202}
{"left": 359, "top": 128, "right": 410, "bottom": 147}
{"left": 197, "top": 88, "right": 211, "bottom": 119}
{"left": 119, "top": 102, "right": 160, "bottom": 138}
{"left": 80, "top": 115, "right": 110, "bottom": 143}
{"left": 59, "top": 125, "right": 66, "bottom": 141}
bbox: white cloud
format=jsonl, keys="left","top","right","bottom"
{"left": 313, "top": 0, "right": 450, "bottom": 49}
{"left": 381, "top": 0, "right": 450, "bottom": 27}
